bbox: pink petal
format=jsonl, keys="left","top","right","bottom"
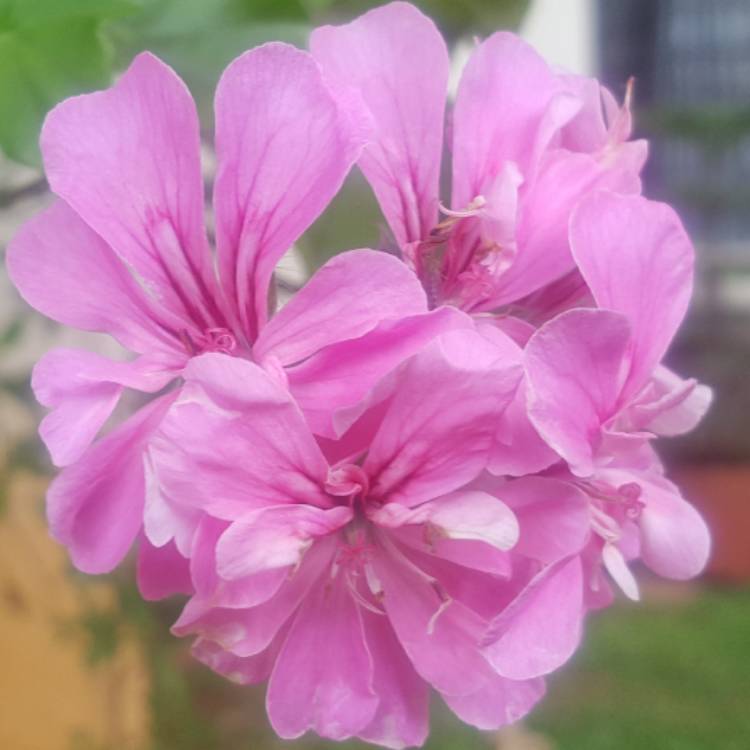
{"left": 630, "top": 366, "right": 712, "bottom": 437}
{"left": 142, "top": 448, "right": 202, "bottom": 555}
{"left": 192, "top": 623, "right": 290, "bottom": 685}
{"left": 489, "top": 383, "right": 559, "bottom": 477}
{"left": 570, "top": 191, "right": 694, "bottom": 397}
{"left": 494, "top": 476, "right": 591, "bottom": 564}
{"left": 482, "top": 556, "right": 584, "bottom": 680}
{"left": 32, "top": 348, "right": 177, "bottom": 466}
{"left": 41, "top": 53, "right": 219, "bottom": 328}
{"left": 601, "top": 542, "right": 640, "bottom": 601}
{"left": 638, "top": 474, "right": 710, "bottom": 580}
{"left": 365, "top": 330, "right": 522, "bottom": 506}
{"left": 216, "top": 505, "right": 352, "bottom": 579}
{"left": 151, "top": 354, "right": 331, "bottom": 519}
{"left": 558, "top": 74, "right": 611, "bottom": 151}
{"left": 137, "top": 537, "right": 193, "bottom": 601}
{"left": 373, "top": 539, "right": 495, "bottom": 696}
{"left": 187, "top": 516, "right": 288, "bottom": 610}
{"left": 213, "top": 43, "right": 368, "bottom": 340}
{"left": 483, "top": 149, "right": 642, "bottom": 308}
{"left": 441, "top": 674, "right": 546, "bottom": 730}
{"left": 288, "top": 306, "right": 471, "bottom": 437}
{"left": 311, "top": 1, "right": 448, "bottom": 247}
{"left": 47, "top": 392, "right": 176, "bottom": 574}
{"left": 391, "top": 525, "right": 512, "bottom": 578}
{"left": 254, "top": 249, "right": 428, "bottom": 366}
{"left": 452, "top": 32, "right": 577, "bottom": 209}
{"left": 174, "top": 537, "right": 336, "bottom": 656}
{"left": 266, "top": 572, "right": 378, "bottom": 740}
{"left": 371, "top": 490, "right": 518, "bottom": 552}
{"left": 359, "top": 610, "right": 429, "bottom": 749}
{"left": 525, "top": 308, "right": 632, "bottom": 475}
{"left": 398, "top": 542, "right": 514, "bottom": 622}
{"left": 6, "top": 200, "right": 175, "bottom": 353}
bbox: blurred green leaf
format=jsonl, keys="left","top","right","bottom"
{"left": 109, "top": 0, "right": 311, "bottom": 125}
{"left": 317, "top": 0, "right": 530, "bottom": 39}
{"left": 0, "top": 0, "right": 139, "bottom": 165}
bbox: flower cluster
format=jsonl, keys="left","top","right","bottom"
{"left": 7, "top": 2, "right": 710, "bottom": 747}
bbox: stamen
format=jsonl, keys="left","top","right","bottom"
{"left": 427, "top": 582, "right": 453, "bottom": 635}
{"left": 438, "top": 195, "right": 486, "bottom": 219}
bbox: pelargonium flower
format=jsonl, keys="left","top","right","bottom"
{"left": 309, "top": 1, "right": 649, "bottom": 480}
{"left": 7, "top": 43, "right": 457, "bottom": 574}
{"left": 310, "top": 1, "right": 646, "bottom": 317}
{"left": 475, "top": 191, "right": 711, "bottom": 679}
{"left": 144, "top": 332, "right": 549, "bottom": 746}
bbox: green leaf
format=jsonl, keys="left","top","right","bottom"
{"left": 110, "top": 0, "right": 311, "bottom": 126}
{"left": 0, "top": 0, "right": 138, "bottom": 165}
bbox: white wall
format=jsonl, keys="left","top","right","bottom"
{"left": 519, "top": 0, "right": 597, "bottom": 76}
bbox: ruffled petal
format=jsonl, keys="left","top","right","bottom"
{"left": 373, "top": 539, "right": 495, "bottom": 696}
{"left": 216, "top": 505, "right": 352, "bottom": 579}
{"left": 482, "top": 149, "right": 642, "bottom": 308}
{"left": 494, "top": 476, "right": 591, "bottom": 564}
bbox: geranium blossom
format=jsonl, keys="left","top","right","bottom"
{"left": 476, "top": 191, "right": 711, "bottom": 679}
{"left": 145, "top": 333, "right": 546, "bottom": 745}
{"left": 5, "top": 2, "right": 713, "bottom": 747}
{"left": 7, "top": 43, "right": 456, "bottom": 573}
{"left": 310, "top": 1, "right": 645, "bottom": 317}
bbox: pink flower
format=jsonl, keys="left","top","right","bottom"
{"left": 310, "top": 1, "right": 646, "bottom": 315}
{"left": 525, "top": 191, "right": 711, "bottom": 477}
{"left": 145, "top": 335, "right": 546, "bottom": 745}
{"left": 474, "top": 192, "right": 711, "bottom": 679}
{"left": 7, "top": 44, "right": 454, "bottom": 574}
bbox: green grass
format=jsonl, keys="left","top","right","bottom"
{"left": 89, "top": 579, "right": 750, "bottom": 749}
{"left": 528, "top": 585, "right": 750, "bottom": 750}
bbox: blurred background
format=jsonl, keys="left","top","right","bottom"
{"left": 1, "top": 1, "right": 748, "bottom": 748}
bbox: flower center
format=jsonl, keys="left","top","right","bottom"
{"left": 180, "top": 327, "right": 238, "bottom": 356}
{"left": 577, "top": 479, "right": 645, "bottom": 543}
{"left": 325, "top": 464, "right": 370, "bottom": 506}
{"left": 408, "top": 196, "right": 511, "bottom": 310}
